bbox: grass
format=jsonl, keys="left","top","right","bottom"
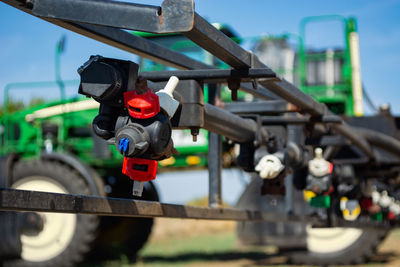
{"left": 92, "top": 206, "right": 400, "bottom": 267}
{"left": 136, "top": 232, "right": 237, "bottom": 267}
{"left": 98, "top": 228, "right": 400, "bottom": 267}
{"left": 100, "top": 222, "right": 279, "bottom": 267}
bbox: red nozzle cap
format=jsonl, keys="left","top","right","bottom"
{"left": 124, "top": 89, "right": 160, "bottom": 119}
{"left": 122, "top": 157, "right": 158, "bottom": 182}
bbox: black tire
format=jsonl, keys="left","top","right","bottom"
{"left": 122, "top": 181, "right": 159, "bottom": 258}
{"left": 4, "top": 159, "right": 100, "bottom": 266}
{"left": 236, "top": 176, "right": 388, "bottom": 265}
{"left": 287, "top": 228, "right": 388, "bottom": 265}
{"left": 90, "top": 181, "right": 159, "bottom": 262}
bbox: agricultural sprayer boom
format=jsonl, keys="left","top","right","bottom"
{"left": 1, "top": 0, "right": 400, "bottom": 265}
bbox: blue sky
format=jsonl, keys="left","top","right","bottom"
{"left": 1, "top": 0, "right": 400, "bottom": 203}
{"left": 1, "top": 0, "right": 400, "bottom": 113}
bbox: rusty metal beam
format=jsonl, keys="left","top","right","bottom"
{"left": 0, "top": 188, "right": 312, "bottom": 222}
{"left": 0, "top": 188, "right": 387, "bottom": 229}
{"left": 32, "top": 0, "right": 195, "bottom": 34}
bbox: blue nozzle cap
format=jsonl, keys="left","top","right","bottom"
{"left": 119, "top": 138, "right": 129, "bottom": 153}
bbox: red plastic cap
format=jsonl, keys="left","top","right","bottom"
{"left": 361, "top": 197, "right": 373, "bottom": 211}
{"left": 124, "top": 89, "right": 160, "bottom": 119}
{"left": 122, "top": 157, "right": 158, "bottom": 181}
{"left": 328, "top": 162, "right": 333, "bottom": 174}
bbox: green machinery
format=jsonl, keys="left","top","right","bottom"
{"left": 0, "top": 15, "right": 368, "bottom": 265}
{"left": 253, "top": 15, "right": 364, "bottom": 116}
{"left": 299, "top": 15, "right": 363, "bottom": 116}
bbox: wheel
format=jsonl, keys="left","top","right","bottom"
{"left": 236, "top": 176, "right": 388, "bottom": 265}
{"left": 89, "top": 179, "right": 159, "bottom": 262}
{"left": 5, "top": 159, "right": 100, "bottom": 266}
{"left": 288, "top": 227, "right": 387, "bottom": 265}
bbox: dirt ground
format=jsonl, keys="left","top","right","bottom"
{"left": 148, "top": 218, "right": 236, "bottom": 241}
{"left": 372, "top": 230, "right": 400, "bottom": 267}
{"left": 133, "top": 218, "right": 400, "bottom": 267}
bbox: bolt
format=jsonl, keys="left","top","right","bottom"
{"left": 191, "top": 128, "right": 199, "bottom": 142}
{"left": 135, "top": 76, "right": 148, "bottom": 94}
{"left": 25, "top": 0, "right": 33, "bottom": 9}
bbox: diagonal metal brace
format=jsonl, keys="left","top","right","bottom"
{"left": 30, "top": 0, "right": 195, "bottom": 33}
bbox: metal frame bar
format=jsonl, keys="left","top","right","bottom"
{"left": 140, "top": 68, "right": 276, "bottom": 83}
{"left": 184, "top": 14, "right": 252, "bottom": 68}
{"left": 203, "top": 104, "right": 258, "bottom": 143}
{"left": 261, "top": 115, "right": 343, "bottom": 125}
{"left": 31, "top": 0, "right": 195, "bottom": 33}
{"left": 208, "top": 132, "right": 222, "bottom": 208}
{"left": 224, "top": 100, "right": 289, "bottom": 115}
{"left": 0, "top": 188, "right": 311, "bottom": 222}
{"left": 0, "top": 188, "right": 387, "bottom": 228}
{"left": 207, "top": 84, "right": 223, "bottom": 208}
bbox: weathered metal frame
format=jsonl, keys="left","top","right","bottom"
{"left": 0, "top": 0, "right": 384, "bottom": 226}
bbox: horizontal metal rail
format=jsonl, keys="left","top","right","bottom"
{"left": 140, "top": 68, "right": 277, "bottom": 83}
{"left": 0, "top": 188, "right": 311, "bottom": 222}
{"left": 0, "top": 188, "right": 387, "bottom": 229}
{"left": 261, "top": 115, "right": 342, "bottom": 125}
{"left": 224, "top": 100, "right": 290, "bottom": 115}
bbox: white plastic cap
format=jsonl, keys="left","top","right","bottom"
{"left": 308, "top": 147, "right": 331, "bottom": 177}
{"left": 255, "top": 154, "right": 284, "bottom": 179}
{"left": 163, "top": 76, "right": 179, "bottom": 95}
{"left": 379, "top": 191, "right": 392, "bottom": 208}
{"left": 390, "top": 201, "right": 400, "bottom": 215}
{"left": 156, "top": 76, "right": 180, "bottom": 118}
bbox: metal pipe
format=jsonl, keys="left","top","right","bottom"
{"left": 285, "top": 123, "right": 303, "bottom": 213}
{"left": 261, "top": 115, "right": 342, "bottom": 125}
{"left": 260, "top": 79, "right": 327, "bottom": 116}
{"left": 208, "top": 132, "right": 222, "bottom": 208}
{"left": 203, "top": 104, "right": 257, "bottom": 143}
{"left": 329, "top": 123, "right": 373, "bottom": 158}
{"left": 207, "top": 84, "right": 222, "bottom": 208}
{"left": 140, "top": 68, "right": 276, "bottom": 83}
{"left": 224, "top": 100, "right": 289, "bottom": 115}
{"left": 353, "top": 127, "right": 400, "bottom": 158}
